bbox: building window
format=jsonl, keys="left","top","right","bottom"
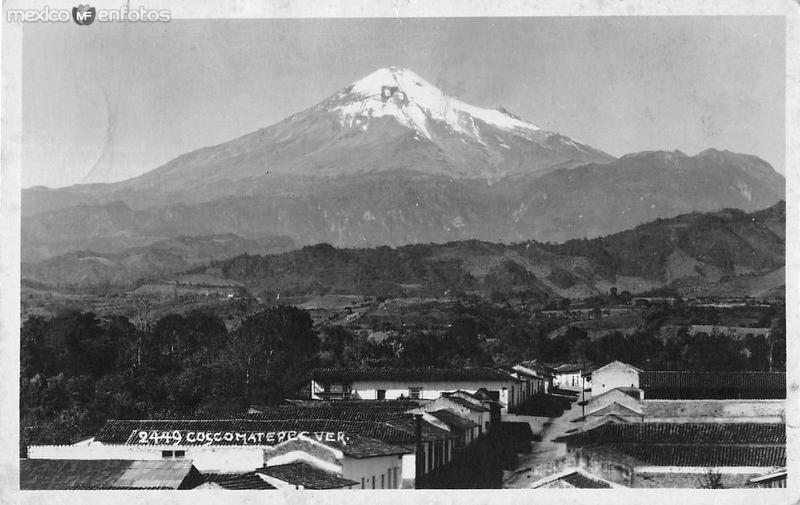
{"left": 372, "top": 476, "right": 375, "bottom": 489}
{"left": 408, "top": 387, "right": 422, "bottom": 399}
{"left": 377, "top": 389, "right": 386, "bottom": 400}
{"left": 381, "top": 474, "right": 385, "bottom": 489}
{"left": 161, "top": 450, "right": 173, "bottom": 458}
{"left": 174, "top": 450, "right": 185, "bottom": 458}
{"left": 361, "top": 478, "right": 365, "bottom": 489}
{"left": 393, "top": 468, "right": 399, "bottom": 488}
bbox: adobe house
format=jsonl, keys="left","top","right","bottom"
{"left": 310, "top": 367, "right": 522, "bottom": 412}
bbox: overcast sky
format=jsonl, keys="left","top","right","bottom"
{"left": 22, "top": 16, "right": 785, "bottom": 188}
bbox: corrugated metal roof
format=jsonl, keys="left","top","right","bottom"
{"left": 20, "top": 459, "right": 197, "bottom": 490}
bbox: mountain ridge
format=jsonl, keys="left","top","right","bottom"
{"left": 21, "top": 68, "right": 784, "bottom": 258}
{"left": 23, "top": 202, "right": 785, "bottom": 301}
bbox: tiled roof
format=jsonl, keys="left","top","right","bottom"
{"left": 440, "top": 395, "right": 490, "bottom": 412}
{"left": 518, "top": 360, "right": 555, "bottom": 375}
{"left": 19, "top": 459, "right": 198, "bottom": 490}
{"left": 68, "top": 485, "right": 174, "bottom": 490}
{"left": 641, "top": 399, "right": 785, "bottom": 419}
{"left": 585, "top": 444, "right": 785, "bottom": 468}
{"left": 552, "top": 363, "right": 591, "bottom": 374}
{"left": 577, "top": 402, "right": 644, "bottom": 421}
{"left": 311, "top": 366, "right": 515, "bottom": 383}
{"left": 749, "top": 467, "right": 787, "bottom": 484}
{"left": 258, "top": 462, "right": 358, "bottom": 489}
{"left": 248, "top": 403, "right": 413, "bottom": 422}
{"left": 202, "top": 472, "right": 275, "bottom": 490}
{"left": 530, "top": 468, "right": 618, "bottom": 489}
{"left": 386, "top": 416, "right": 461, "bottom": 441}
{"left": 95, "top": 418, "right": 418, "bottom": 445}
{"left": 310, "top": 433, "right": 412, "bottom": 458}
{"left": 640, "top": 371, "right": 785, "bottom": 399}
{"left": 277, "top": 399, "right": 423, "bottom": 409}
{"left": 556, "top": 423, "right": 785, "bottom": 445}
{"left": 557, "top": 423, "right": 785, "bottom": 468}
{"left": 561, "top": 471, "right": 614, "bottom": 489}
{"left": 428, "top": 409, "right": 479, "bottom": 430}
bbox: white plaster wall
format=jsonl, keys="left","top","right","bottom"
{"left": 28, "top": 443, "right": 266, "bottom": 473}
{"left": 342, "top": 454, "right": 404, "bottom": 489}
{"left": 592, "top": 365, "right": 639, "bottom": 397}
{"left": 313, "top": 379, "right": 519, "bottom": 407}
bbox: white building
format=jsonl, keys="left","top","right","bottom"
{"left": 27, "top": 411, "right": 464, "bottom": 489}
{"left": 513, "top": 361, "right": 554, "bottom": 395}
{"left": 262, "top": 433, "right": 408, "bottom": 489}
{"left": 588, "top": 361, "right": 641, "bottom": 397}
{"left": 310, "top": 367, "right": 522, "bottom": 412}
{"left": 407, "top": 395, "right": 492, "bottom": 443}
{"left": 551, "top": 363, "right": 593, "bottom": 391}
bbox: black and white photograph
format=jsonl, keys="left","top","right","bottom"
{"left": 1, "top": 0, "right": 797, "bottom": 501}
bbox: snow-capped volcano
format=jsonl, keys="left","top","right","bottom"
{"left": 26, "top": 67, "right": 780, "bottom": 256}
{"left": 330, "top": 67, "right": 542, "bottom": 143}
{"left": 77, "top": 67, "right": 611, "bottom": 191}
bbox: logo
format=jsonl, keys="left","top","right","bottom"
{"left": 72, "top": 4, "right": 96, "bottom": 25}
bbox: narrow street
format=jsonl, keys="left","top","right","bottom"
{"left": 502, "top": 395, "right": 584, "bottom": 488}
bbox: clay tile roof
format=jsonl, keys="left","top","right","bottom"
{"left": 640, "top": 371, "right": 785, "bottom": 399}
{"left": 556, "top": 422, "right": 785, "bottom": 446}
{"left": 247, "top": 403, "right": 414, "bottom": 422}
{"left": 428, "top": 409, "right": 479, "bottom": 430}
{"left": 258, "top": 462, "right": 358, "bottom": 489}
{"left": 313, "top": 433, "right": 412, "bottom": 458}
{"left": 440, "top": 396, "right": 490, "bottom": 412}
{"left": 310, "top": 366, "right": 514, "bottom": 383}
{"left": 385, "top": 416, "right": 460, "bottom": 442}
{"left": 20, "top": 459, "right": 199, "bottom": 490}
{"left": 555, "top": 423, "right": 786, "bottom": 467}
{"left": 561, "top": 471, "right": 614, "bottom": 488}
{"left": 202, "top": 472, "right": 275, "bottom": 490}
{"left": 94, "top": 418, "right": 419, "bottom": 445}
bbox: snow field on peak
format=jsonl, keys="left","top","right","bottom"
{"left": 336, "top": 67, "right": 541, "bottom": 143}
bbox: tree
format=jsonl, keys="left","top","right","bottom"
{"left": 224, "top": 306, "right": 320, "bottom": 405}
{"left": 320, "top": 325, "right": 355, "bottom": 366}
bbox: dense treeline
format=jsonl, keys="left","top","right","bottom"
{"left": 20, "top": 301, "right": 785, "bottom": 455}
{"left": 20, "top": 306, "right": 317, "bottom": 455}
